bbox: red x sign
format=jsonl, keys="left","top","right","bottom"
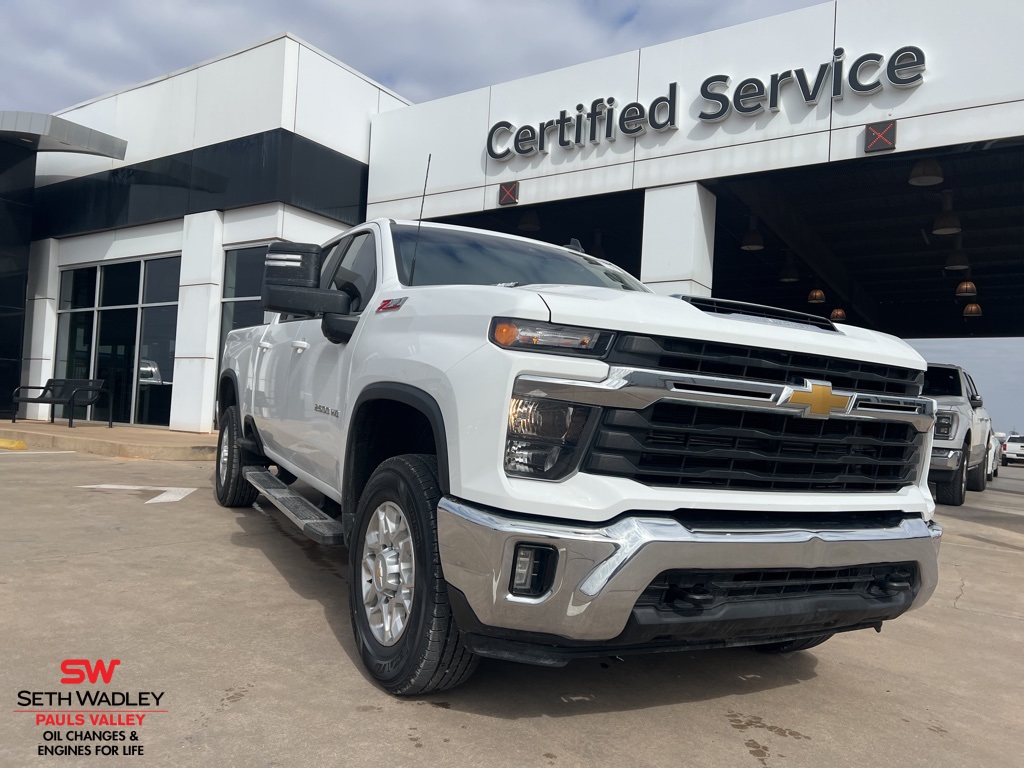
{"left": 865, "top": 120, "right": 897, "bottom": 153}
{"left": 498, "top": 181, "right": 519, "bottom": 206}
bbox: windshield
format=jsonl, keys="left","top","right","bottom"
{"left": 923, "top": 366, "right": 962, "bottom": 397}
{"left": 392, "top": 225, "right": 649, "bottom": 292}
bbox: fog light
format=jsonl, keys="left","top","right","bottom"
{"left": 511, "top": 544, "right": 557, "bottom": 597}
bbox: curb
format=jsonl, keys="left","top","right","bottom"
{"left": 0, "top": 428, "right": 216, "bottom": 461}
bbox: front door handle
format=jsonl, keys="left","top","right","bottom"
{"left": 291, "top": 340, "right": 310, "bottom": 353}
{"left": 258, "top": 341, "right": 272, "bottom": 350}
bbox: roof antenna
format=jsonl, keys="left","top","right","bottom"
{"left": 408, "top": 153, "right": 431, "bottom": 285}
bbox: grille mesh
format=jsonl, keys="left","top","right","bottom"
{"left": 584, "top": 402, "right": 922, "bottom": 491}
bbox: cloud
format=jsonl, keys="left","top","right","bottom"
{"left": 1, "top": 0, "right": 827, "bottom": 113}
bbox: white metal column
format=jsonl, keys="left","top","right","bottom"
{"left": 640, "top": 183, "right": 716, "bottom": 297}
{"left": 169, "top": 211, "right": 225, "bottom": 433}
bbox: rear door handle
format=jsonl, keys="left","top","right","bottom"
{"left": 258, "top": 341, "right": 272, "bottom": 350}
{"left": 291, "top": 340, "right": 310, "bottom": 352}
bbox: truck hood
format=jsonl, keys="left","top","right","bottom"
{"left": 530, "top": 285, "right": 926, "bottom": 372}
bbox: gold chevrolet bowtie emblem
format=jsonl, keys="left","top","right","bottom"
{"left": 786, "top": 381, "right": 852, "bottom": 418}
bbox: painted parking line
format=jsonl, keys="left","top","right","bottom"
{"left": 76, "top": 484, "right": 198, "bottom": 504}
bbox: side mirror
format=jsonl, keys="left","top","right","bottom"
{"left": 322, "top": 309, "right": 358, "bottom": 344}
{"left": 970, "top": 394, "right": 984, "bottom": 408}
{"left": 261, "top": 242, "right": 324, "bottom": 315}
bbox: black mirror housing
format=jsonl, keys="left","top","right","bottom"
{"left": 262, "top": 242, "right": 323, "bottom": 314}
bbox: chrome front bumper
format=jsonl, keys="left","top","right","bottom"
{"left": 437, "top": 496, "right": 942, "bottom": 642}
{"left": 930, "top": 447, "right": 964, "bottom": 472}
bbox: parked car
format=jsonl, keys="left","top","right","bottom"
{"left": 1003, "top": 435, "right": 1024, "bottom": 466}
{"left": 923, "top": 363, "right": 993, "bottom": 505}
{"left": 988, "top": 432, "right": 1001, "bottom": 480}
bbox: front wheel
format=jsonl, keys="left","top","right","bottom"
{"left": 935, "top": 443, "right": 968, "bottom": 506}
{"left": 753, "top": 634, "right": 834, "bottom": 654}
{"left": 348, "top": 454, "right": 478, "bottom": 695}
{"left": 214, "top": 405, "right": 260, "bottom": 508}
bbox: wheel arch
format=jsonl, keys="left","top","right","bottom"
{"left": 344, "top": 383, "right": 451, "bottom": 526}
{"left": 217, "top": 370, "right": 240, "bottom": 422}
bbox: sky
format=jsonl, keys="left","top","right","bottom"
{"left": 1, "top": 0, "right": 1020, "bottom": 432}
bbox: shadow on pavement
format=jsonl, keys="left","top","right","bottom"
{"left": 225, "top": 493, "right": 821, "bottom": 719}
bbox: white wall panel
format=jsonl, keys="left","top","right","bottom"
{"left": 111, "top": 71, "right": 199, "bottom": 165}
{"left": 55, "top": 220, "right": 184, "bottom": 267}
{"left": 830, "top": 99, "right": 1024, "bottom": 163}
{"left": 485, "top": 162, "right": 635, "bottom": 211}
{"left": 634, "top": 131, "right": 830, "bottom": 189}
{"left": 295, "top": 45, "right": 394, "bottom": 162}
{"left": 832, "top": 0, "right": 1024, "bottom": 128}
{"left": 193, "top": 37, "right": 289, "bottom": 148}
{"left": 280, "top": 205, "right": 348, "bottom": 244}
{"left": 635, "top": 4, "right": 836, "bottom": 162}
{"left": 484, "top": 52, "right": 641, "bottom": 181}
{"left": 367, "top": 88, "right": 492, "bottom": 204}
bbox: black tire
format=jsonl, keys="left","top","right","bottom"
{"left": 214, "top": 406, "right": 260, "bottom": 508}
{"left": 935, "top": 443, "right": 968, "bottom": 506}
{"left": 993, "top": 463, "right": 999, "bottom": 477}
{"left": 349, "top": 454, "right": 478, "bottom": 695}
{"left": 1002, "top": 457, "right": 1008, "bottom": 467}
{"left": 753, "top": 634, "right": 834, "bottom": 654}
{"left": 967, "top": 453, "right": 987, "bottom": 492}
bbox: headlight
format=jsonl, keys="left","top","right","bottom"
{"left": 934, "top": 411, "right": 958, "bottom": 440}
{"left": 490, "top": 318, "right": 613, "bottom": 357}
{"left": 505, "top": 396, "right": 596, "bottom": 480}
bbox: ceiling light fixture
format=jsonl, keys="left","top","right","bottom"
{"left": 955, "top": 280, "right": 977, "bottom": 298}
{"left": 778, "top": 253, "right": 799, "bottom": 283}
{"left": 908, "top": 157, "right": 944, "bottom": 186}
{"left": 944, "top": 235, "right": 970, "bottom": 271}
{"left": 932, "top": 190, "right": 962, "bottom": 235}
{"left": 807, "top": 288, "right": 825, "bottom": 304}
{"left": 830, "top": 308, "right": 847, "bottom": 322}
{"left": 962, "top": 303, "right": 982, "bottom": 318}
{"left": 740, "top": 215, "right": 764, "bottom": 251}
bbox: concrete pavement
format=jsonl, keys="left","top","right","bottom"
{"left": 1, "top": 451, "right": 1022, "bottom": 767}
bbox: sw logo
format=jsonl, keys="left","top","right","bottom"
{"left": 60, "top": 659, "right": 121, "bottom": 685}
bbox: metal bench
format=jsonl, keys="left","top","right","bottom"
{"left": 11, "top": 379, "right": 112, "bottom": 428}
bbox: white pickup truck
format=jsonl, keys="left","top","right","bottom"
{"left": 216, "top": 219, "right": 941, "bottom": 694}
{"left": 922, "top": 363, "right": 994, "bottom": 505}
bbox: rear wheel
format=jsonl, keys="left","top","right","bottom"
{"left": 935, "top": 442, "right": 968, "bottom": 506}
{"left": 348, "top": 454, "right": 478, "bottom": 695}
{"left": 214, "top": 406, "right": 260, "bottom": 508}
{"left": 754, "top": 634, "right": 834, "bottom": 654}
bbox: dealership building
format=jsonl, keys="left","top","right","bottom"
{"left": 2, "top": 0, "right": 1021, "bottom": 431}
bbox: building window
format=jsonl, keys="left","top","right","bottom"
{"left": 220, "top": 246, "right": 268, "bottom": 362}
{"left": 54, "top": 256, "right": 180, "bottom": 426}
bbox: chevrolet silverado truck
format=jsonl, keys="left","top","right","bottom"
{"left": 215, "top": 219, "right": 942, "bottom": 695}
{"left": 922, "top": 363, "right": 993, "bottom": 505}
